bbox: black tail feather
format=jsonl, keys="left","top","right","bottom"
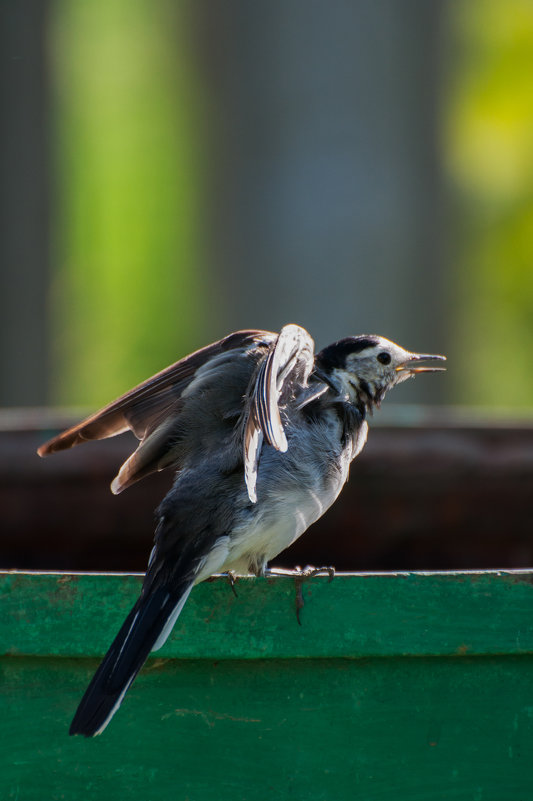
{"left": 69, "top": 585, "right": 187, "bottom": 737}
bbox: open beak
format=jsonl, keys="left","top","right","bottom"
{"left": 396, "top": 353, "right": 447, "bottom": 375}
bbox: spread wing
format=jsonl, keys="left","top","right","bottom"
{"left": 38, "top": 329, "right": 276, "bottom": 493}
{"left": 38, "top": 324, "right": 325, "bottom": 504}
{"left": 243, "top": 324, "right": 320, "bottom": 503}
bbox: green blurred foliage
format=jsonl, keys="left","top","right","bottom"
{"left": 49, "top": 0, "right": 207, "bottom": 406}
{"left": 445, "top": 0, "right": 533, "bottom": 407}
{"left": 47, "top": 0, "right": 533, "bottom": 409}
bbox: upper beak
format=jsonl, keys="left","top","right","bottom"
{"left": 396, "top": 353, "right": 447, "bottom": 375}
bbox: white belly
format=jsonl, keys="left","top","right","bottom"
{"left": 223, "top": 451, "right": 352, "bottom": 574}
{"left": 198, "top": 415, "right": 367, "bottom": 579}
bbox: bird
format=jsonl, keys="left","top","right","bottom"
{"left": 37, "top": 324, "right": 445, "bottom": 736}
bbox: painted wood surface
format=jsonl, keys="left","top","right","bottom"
{"left": 2, "top": 570, "right": 533, "bottom": 800}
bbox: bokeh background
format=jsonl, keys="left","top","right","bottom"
{"left": 2, "top": 0, "right": 533, "bottom": 413}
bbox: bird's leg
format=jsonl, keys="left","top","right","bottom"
{"left": 294, "top": 565, "right": 335, "bottom": 625}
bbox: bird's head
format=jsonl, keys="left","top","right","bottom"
{"left": 315, "top": 335, "right": 446, "bottom": 410}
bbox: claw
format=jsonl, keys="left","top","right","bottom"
{"left": 293, "top": 565, "right": 335, "bottom": 625}
{"left": 226, "top": 571, "right": 238, "bottom": 597}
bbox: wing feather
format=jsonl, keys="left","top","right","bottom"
{"left": 38, "top": 329, "right": 274, "bottom": 493}
{"left": 38, "top": 324, "right": 322, "bottom": 502}
{"left": 243, "top": 324, "right": 316, "bottom": 502}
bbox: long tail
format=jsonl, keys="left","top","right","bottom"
{"left": 69, "top": 583, "right": 193, "bottom": 737}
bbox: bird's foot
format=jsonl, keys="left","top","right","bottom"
{"left": 294, "top": 565, "right": 336, "bottom": 581}
{"left": 293, "top": 565, "right": 335, "bottom": 626}
{"left": 225, "top": 571, "right": 239, "bottom": 597}
{"left": 251, "top": 565, "right": 335, "bottom": 623}
{"left": 260, "top": 567, "right": 299, "bottom": 578}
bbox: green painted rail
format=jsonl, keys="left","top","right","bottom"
{"left": 2, "top": 570, "right": 533, "bottom": 800}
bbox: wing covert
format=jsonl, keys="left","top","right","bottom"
{"left": 38, "top": 329, "right": 274, "bottom": 493}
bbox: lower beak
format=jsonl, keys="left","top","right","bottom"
{"left": 396, "top": 353, "right": 447, "bottom": 375}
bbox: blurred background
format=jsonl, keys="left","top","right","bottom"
{"left": 1, "top": 0, "right": 533, "bottom": 571}
{"left": 2, "top": 0, "right": 533, "bottom": 411}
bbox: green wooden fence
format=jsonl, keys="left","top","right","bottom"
{"left": 2, "top": 570, "right": 533, "bottom": 799}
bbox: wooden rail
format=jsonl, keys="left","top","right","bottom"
{"left": 2, "top": 570, "right": 533, "bottom": 799}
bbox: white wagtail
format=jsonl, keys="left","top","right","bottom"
{"left": 38, "top": 324, "right": 445, "bottom": 736}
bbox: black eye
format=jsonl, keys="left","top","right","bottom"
{"left": 377, "top": 351, "right": 391, "bottom": 365}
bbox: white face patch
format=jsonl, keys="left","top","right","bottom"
{"left": 330, "top": 337, "right": 415, "bottom": 405}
